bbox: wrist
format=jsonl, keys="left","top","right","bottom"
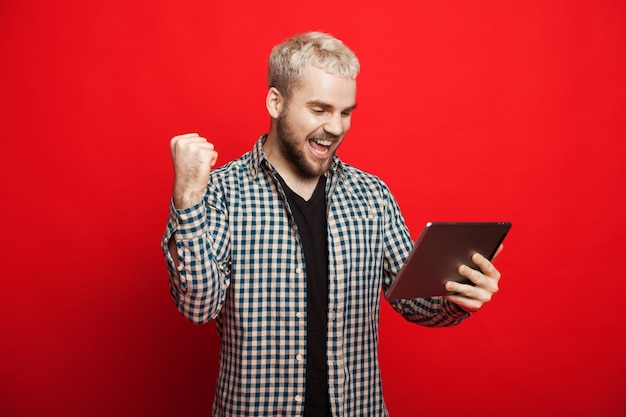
{"left": 173, "top": 190, "right": 204, "bottom": 210}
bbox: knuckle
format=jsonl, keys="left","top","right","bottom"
{"left": 170, "top": 136, "right": 180, "bottom": 150}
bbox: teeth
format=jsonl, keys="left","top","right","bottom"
{"left": 314, "top": 140, "right": 332, "bottom": 147}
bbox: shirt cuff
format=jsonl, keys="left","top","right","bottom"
{"left": 169, "top": 199, "right": 207, "bottom": 240}
{"left": 442, "top": 297, "right": 472, "bottom": 319}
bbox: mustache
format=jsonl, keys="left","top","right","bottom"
{"left": 308, "top": 132, "right": 341, "bottom": 142}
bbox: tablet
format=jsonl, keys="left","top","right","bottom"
{"left": 385, "top": 222, "right": 511, "bottom": 300}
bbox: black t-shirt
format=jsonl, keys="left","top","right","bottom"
{"left": 278, "top": 175, "right": 331, "bottom": 417}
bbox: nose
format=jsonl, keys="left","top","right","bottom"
{"left": 323, "top": 112, "right": 345, "bottom": 137}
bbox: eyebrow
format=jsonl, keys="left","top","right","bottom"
{"left": 307, "top": 100, "right": 358, "bottom": 113}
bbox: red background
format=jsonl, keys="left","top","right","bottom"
{"left": 1, "top": 1, "right": 625, "bottom": 416}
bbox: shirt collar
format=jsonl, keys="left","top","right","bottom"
{"left": 248, "top": 134, "right": 345, "bottom": 179}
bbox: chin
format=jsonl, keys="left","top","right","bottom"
{"left": 310, "top": 160, "right": 333, "bottom": 177}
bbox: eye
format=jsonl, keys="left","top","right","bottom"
{"left": 310, "top": 107, "right": 325, "bottom": 114}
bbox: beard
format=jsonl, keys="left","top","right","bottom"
{"left": 275, "top": 110, "right": 339, "bottom": 179}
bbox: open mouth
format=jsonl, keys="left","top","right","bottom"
{"left": 308, "top": 138, "right": 333, "bottom": 158}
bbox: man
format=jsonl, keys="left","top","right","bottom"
{"left": 162, "top": 31, "right": 502, "bottom": 417}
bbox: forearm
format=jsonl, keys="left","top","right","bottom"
{"left": 389, "top": 296, "right": 470, "bottom": 327}
{"left": 162, "top": 200, "right": 230, "bottom": 324}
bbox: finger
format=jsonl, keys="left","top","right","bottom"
{"left": 445, "top": 280, "right": 476, "bottom": 297}
{"left": 182, "top": 138, "right": 214, "bottom": 153}
{"left": 209, "top": 151, "right": 219, "bottom": 167}
{"left": 170, "top": 132, "right": 198, "bottom": 149}
{"left": 444, "top": 293, "right": 482, "bottom": 313}
{"left": 457, "top": 263, "right": 484, "bottom": 287}
{"left": 456, "top": 263, "right": 499, "bottom": 294}
{"left": 171, "top": 136, "right": 214, "bottom": 157}
{"left": 174, "top": 132, "right": 201, "bottom": 143}
{"left": 445, "top": 280, "right": 494, "bottom": 305}
{"left": 170, "top": 132, "right": 205, "bottom": 145}
{"left": 472, "top": 252, "right": 501, "bottom": 280}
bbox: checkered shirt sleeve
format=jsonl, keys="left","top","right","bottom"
{"left": 161, "top": 135, "right": 470, "bottom": 417}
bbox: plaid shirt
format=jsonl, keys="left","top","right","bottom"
{"left": 162, "top": 135, "right": 469, "bottom": 417}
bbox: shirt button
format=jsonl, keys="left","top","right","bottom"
{"left": 296, "top": 353, "right": 304, "bottom": 361}
{"left": 295, "top": 267, "right": 303, "bottom": 274}
{"left": 296, "top": 312, "right": 304, "bottom": 319}
{"left": 295, "top": 395, "right": 303, "bottom": 402}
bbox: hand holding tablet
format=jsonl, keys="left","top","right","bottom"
{"left": 385, "top": 222, "right": 511, "bottom": 301}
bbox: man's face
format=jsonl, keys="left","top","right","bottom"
{"left": 276, "top": 65, "right": 357, "bottom": 178}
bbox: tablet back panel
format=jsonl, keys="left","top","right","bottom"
{"left": 385, "top": 222, "right": 511, "bottom": 300}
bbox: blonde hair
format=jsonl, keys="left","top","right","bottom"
{"left": 268, "top": 31, "right": 360, "bottom": 99}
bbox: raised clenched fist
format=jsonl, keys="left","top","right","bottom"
{"left": 170, "top": 133, "right": 218, "bottom": 209}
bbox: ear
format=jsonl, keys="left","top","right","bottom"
{"left": 266, "top": 87, "right": 284, "bottom": 119}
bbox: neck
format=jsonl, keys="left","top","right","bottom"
{"left": 278, "top": 171, "right": 321, "bottom": 201}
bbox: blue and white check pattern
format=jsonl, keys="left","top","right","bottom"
{"left": 162, "top": 135, "right": 470, "bottom": 417}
